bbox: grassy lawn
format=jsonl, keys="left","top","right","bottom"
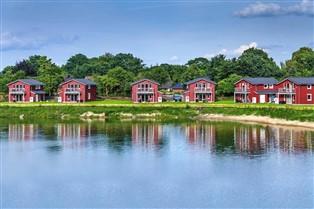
{"left": 0, "top": 99, "right": 313, "bottom": 110}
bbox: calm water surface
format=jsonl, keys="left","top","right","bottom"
{"left": 0, "top": 120, "right": 313, "bottom": 208}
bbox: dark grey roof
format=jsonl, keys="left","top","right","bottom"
{"left": 255, "top": 90, "right": 278, "bottom": 95}
{"left": 31, "top": 91, "right": 46, "bottom": 94}
{"left": 237, "top": 77, "right": 278, "bottom": 85}
{"left": 283, "top": 77, "right": 314, "bottom": 85}
{"left": 171, "top": 83, "right": 183, "bottom": 89}
{"left": 185, "top": 77, "right": 216, "bottom": 85}
{"left": 131, "top": 78, "right": 160, "bottom": 86}
{"left": 60, "top": 78, "right": 97, "bottom": 86}
{"left": 7, "top": 79, "right": 44, "bottom": 86}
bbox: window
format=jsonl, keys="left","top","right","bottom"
{"left": 269, "top": 85, "right": 273, "bottom": 89}
{"left": 138, "top": 84, "right": 140, "bottom": 88}
{"left": 307, "top": 85, "right": 312, "bottom": 89}
{"left": 264, "top": 84, "right": 268, "bottom": 89}
{"left": 149, "top": 84, "right": 152, "bottom": 88}
{"left": 88, "top": 93, "right": 91, "bottom": 100}
{"left": 36, "top": 85, "right": 40, "bottom": 89}
{"left": 88, "top": 85, "right": 91, "bottom": 89}
{"left": 307, "top": 94, "right": 312, "bottom": 101}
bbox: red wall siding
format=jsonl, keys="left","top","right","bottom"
{"left": 235, "top": 80, "right": 277, "bottom": 103}
{"left": 8, "top": 81, "right": 44, "bottom": 102}
{"left": 59, "top": 80, "right": 97, "bottom": 102}
{"left": 131, "top": 80, "right": 162, "bottom": 103}
{"left": 183, "top": 79, "right": 216, "bottom": 102}
{"left": 277, "top": 80, "right": 314, "bottom": 104}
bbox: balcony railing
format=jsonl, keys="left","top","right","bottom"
{"left": 65, "top": 88, "right": 81, "bottom": 93}
{"left": 137, "top": 88, "right": 154, "bottom": 93}
{"left": 234, "top": 88, "right": 250, "bottom": 93}
{"left": 194, "top": 87, "right": 212, "bottom": 93}
{"left": 9, "top": 88, "right": 25, "bottom": 93}
{"left": 278, "top": 88, "right": 296, "bottom": 93}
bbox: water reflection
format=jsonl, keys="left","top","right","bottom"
{"left": 4, "top": 121, "right": 314, "bottom": 154}
{"left": 8, "top": 124, "right": 39, "bottom": 141}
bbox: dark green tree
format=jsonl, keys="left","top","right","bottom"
{"left": 37, "top": 56, "right": 65, "bottom": 96}
{"left": 282, "top": 47, "right": 314, "bottom": 77}
{"left": 237, "top": 48, "right": 281, "bottom": 78}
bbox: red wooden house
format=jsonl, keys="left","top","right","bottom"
{"left": 183, "top": 77, "right": 216, "bottom": 102}
{"left": 131, "top": 79, "right": 163, "bottom": 103}
{"left": 234, "top": 77, "right": 278, "bottom": 103}
{"left": 58, "top": 78, "right": 97, "bottom": 103}
{"left": 276, "top": 77, "right": 314, "bottom": 104}
{"left": 7, "top": 79, "right": 45, "bottom": 102}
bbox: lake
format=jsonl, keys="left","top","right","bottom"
{"left": 0, "top": 119, "right": 313, "bottom": 208}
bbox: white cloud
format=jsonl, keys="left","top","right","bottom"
{"left": 204, "top": 42, "right": 265, "bottom": 58}
{"left": 233, "top": 42, "right": 258, "bottom": 55}
{"left": 235, "top": 0, "right": 314, "bottom": 18}
{"left": 169, "top": 55, "right": 179, "bottom": 61}
{"left": 1, "top": 31, "right": 78, "bottom": 51}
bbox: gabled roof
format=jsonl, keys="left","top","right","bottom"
{"left": 236, "top": 77, "right": 278, "bottom": 85}
{"left": 171, "top": 82, "right": 183, "bottom": 89}
{"left": 280, "top": 77, "right": 314, "bottom": 85}
{"left": 60, "top": 78, "right": 97, "bottom": 86}
{"left": 7, "top": 79, "right": 44, "bottom": 86}
{"left": 131, "top": 78, "right": 160, "bottom": 86}
{"left": 185, "top": 77, "right": 216, "bottom": 85}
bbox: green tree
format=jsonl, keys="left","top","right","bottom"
{"left": 109, "top": 53, "right": 144, "bottom": 75}
{"left": 282, "top": 47, "right": 314, "bottom": 77}
{"left": 98, "top": 75, "right": 119, "bottom": 96}
{"left": 141, "top": 64, "right": 171, "bottom": 85}
{"left": 62, "top": 53, "right": 90, "bottom": 77}
{"left": 106, "top": 67, "right": 134, "bottom": 96}
{"left": 37, "top": 56, "right": 65, "bottom": 96}
{"left": 216, "top": 74, "right": 242, "bottom": 97}
{"left": 180, "top": 64, "right": 206, "bottom": 83}
{"left": 237, "top": 48, "right": 281, "bottom": 78}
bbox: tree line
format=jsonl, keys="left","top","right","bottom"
{"left": 0, "top": 47, "right": 313, "bottom": 97}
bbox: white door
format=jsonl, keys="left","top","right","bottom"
{"left": 35, "top": 94, "right": 38, "bottom": 102}
{"left": 260, "top": 95, "right": 265, "bottom": 103}
{"left": 252, "top": 97, "right": 256, "bottom": 103}
{"left": 286, "top": 95, "right": 292, "bottom": 104}
{"left": 58, "top": 97, "right": 62, "bottom": 103}
{"left": 185, "top": 96, "right": 189, "bottom": 102}
{"left": 158, "top": 97, "right": 162, "bottom": 103}
{"left": 30, "top": 97, "right": 33, "bottom": 102}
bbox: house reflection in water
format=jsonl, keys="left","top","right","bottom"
{"left": 233, "top": 125, "right": 313, "bottom": 154}
{"left": 132, "top": 124, "right": 163, "bottom": 146}
{"left": 184, "top": 124, "right": 216, "bottom": 149}
{"left": 8, "top": 124, "right": 39, "bottom": 141}
{"left": 234, "top": 126, "right": 267, "bottom": 154}
{"left": 56, "top": 123, "right": 93, "bottom": 149}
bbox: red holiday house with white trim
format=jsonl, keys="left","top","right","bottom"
{"left": 276, "top": 77, "right": 314, "bottom": 104}
{"left": 131, "top": 79, "right": 163, "bottom": 103}
{"left": 183, "top": 77, "right": 216, "bottom": 102}
{"left": 7, "top": 79, "right": 46, "bottom": 102}
{"left": 58, "top": 78, "right": 97, "bottom": 102}
{"left": 234, "top": 77, "right": 278, "bottom": 103}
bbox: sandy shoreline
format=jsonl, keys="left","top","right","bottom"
{"left": 198, "top": 114, "right": 314, "bottom": 130}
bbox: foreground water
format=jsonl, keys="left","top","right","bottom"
{"left": 0, "top": 119, "right": 313, "bottom": 208}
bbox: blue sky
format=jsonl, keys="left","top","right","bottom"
{"left": 1, "top": 0, "right": 313, "bottom": 70}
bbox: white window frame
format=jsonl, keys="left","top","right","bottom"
{"left": 264, "top": 84, "right": 268, "bottom": 89}
{"left": 307, "top": 94, "right": 312, "bottom": 101}
{"left": 269, "top": 84, "right": 273, "bottom": 89}
{"left": 307, "top": 85, "right": 312, "bottom": 89}
{"left": 88, "top": 93, "right": 91, "bottom": 100}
